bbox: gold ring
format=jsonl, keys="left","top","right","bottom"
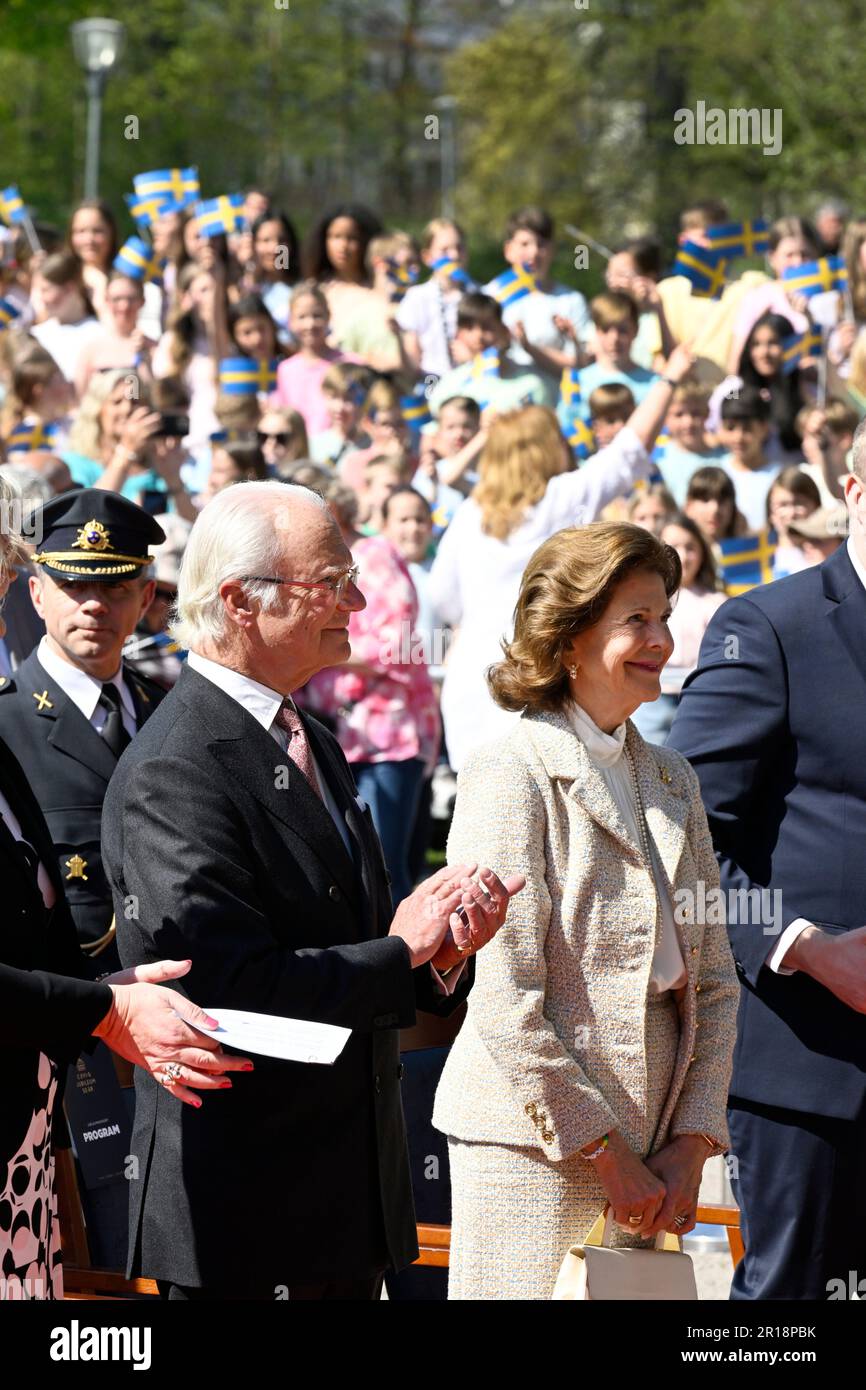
{"left": 627, "top": 1214, "right": 642, "bottom": 1225}
{"left": 456, "top": 943, "right": 471, "bottom": 954}
{"left": 165, "top": 1062, "right": 182, "bottom": 1081}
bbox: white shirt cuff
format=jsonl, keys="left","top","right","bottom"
{"left": 766, "top": 918, "right": 814, "bottom": 974}
{"left": 429, "top": 960, "right": 468, "bottom": 996}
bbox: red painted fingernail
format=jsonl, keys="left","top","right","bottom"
{"left": 193, "top": 1098, "right": 202, "bottom": 1109}
{"left": 221, "top": 1081, "right": 233, "bottom": 1089}
{"left": 242, "top": 1063, "right": 254, "bottom": 1072}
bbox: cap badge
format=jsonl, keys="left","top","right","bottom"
{"left": 73, "top": 520, "right": 111, "bottom": 553}
{"left": 32, "top": 690, "right": 54, "bottom": 711}
{"left": 65, "top": 854, "right": 89, "bottom": 881}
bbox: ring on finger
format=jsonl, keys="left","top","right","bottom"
{"left": 165, "top": 1061, "right": 182, "bottom": 1081}
{"left": 627, "top": 1213, "right": 642, "bottom": 1226}
{"left": 673, "top": 1214, "right": 689, "bottom": 1228}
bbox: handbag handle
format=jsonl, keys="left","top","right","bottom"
{"left": 584, "top": 1205, "right": 682, "bottom": 1253}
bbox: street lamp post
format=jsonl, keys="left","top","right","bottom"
{"left": 432, "top": 96, "right": 457, "bottom": 221}
{"left": 70, "top": 19, "right": 126, "bottom": 199}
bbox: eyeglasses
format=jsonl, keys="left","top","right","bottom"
{"left": 242, "top": 563, "right": 360, "bottom": 601}
{"left": 257, "top": 431, "right": 289, "bottom": 445}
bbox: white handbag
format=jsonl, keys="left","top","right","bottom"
{"left": 551, "top": 1207, "right": 698, "bottom": 1300}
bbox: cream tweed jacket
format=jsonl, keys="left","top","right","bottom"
{"left": 433, "top": 707, "right": 740, "bottom": 1160}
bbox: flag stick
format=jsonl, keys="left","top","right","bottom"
{"left": 817, "top": 324, "right": 828, "bottom": 408}
{"left": 20, "top": 213, "right": 41, "bottom": 255}
{"left": 564, "top": 223, "right": 613, "bottom": 262}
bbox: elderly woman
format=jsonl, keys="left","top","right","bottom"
{"left": 433, "top": 521, "right": 740, "bottom": 1300}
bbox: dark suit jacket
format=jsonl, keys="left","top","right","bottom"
{"left": 0, "top": 733, "right": 104, "bottom": 1160}
{"left": 668, "top": 543, "right": 866, "bottom": 1119}
{"left": 0, "top": 649, "right": 164, "bottom": 948}
{"left": 101, "top": 664, "right": 469, "bottom": 1291}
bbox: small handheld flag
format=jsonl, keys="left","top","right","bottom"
{"left": 385, "top": 259, "right": 419, "bottom": 303}
{"left": 114, "top": 238, "right": 167, "bottom": 286}
{"left": 218, "top": 357, "right": 278, "bottom": 395}
{"left": 401, "top": 390, "right": 433, "bottom": 444}
{"left": 559, "top": 367, "right": 581, "bottom": 412}
{"left": 566, "top": 416, "right": 595, "bottom": 461}
{"left": 133, "top": 168, "right": 199, "bottom": 212}
{"left": 195, "top": 194, "right": 245, "bottom": 238}
{"left": 0, "top": 297, "right": 21, "bottom": 330}
{"left": 0, "top": 186, "right": 26, "bottom": 226}
{"left": 431, "top": 256, "right": 471, "bottom": 287}
{"left": 781, "top": 256, "right": 848, "bottom": 299}
{"left": 7, "top": 419, "right": 59, "bottom": 453}
{"left": 672, "top": 241, "right": 729, "bottom": 299}
{"left": 718, "top": 529, "right": 777, "bottom": 595}
{"left": 487, "top": 263, "right": 537, "bottom": 310}
{"left": 651, "top": 428, "right": 670, "bottom": 465}
{"left": 780, "top": 326, "right": 823, "bottom": 374}
{"left": 706, "top": 219, "right": 770, "bottom": 260}
{"left": 125, "top": 191, "right": 172, "bottom": 232}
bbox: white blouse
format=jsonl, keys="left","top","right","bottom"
{"left": 565, "top": 700, "right": 687, "bottom": 994}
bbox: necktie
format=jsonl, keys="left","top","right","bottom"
{"left": 98, "top": 682, "right": 132, "bottom": 758}
{"left": 273, "top": 700, "right": 323, "bottom": 801}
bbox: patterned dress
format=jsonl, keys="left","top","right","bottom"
{"left": 0, "top": 1052, "right": 63, "bottom": 1299}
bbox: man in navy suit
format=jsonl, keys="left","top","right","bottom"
{"left": 669, "top": 431, "right": 866, "bottom": 1300}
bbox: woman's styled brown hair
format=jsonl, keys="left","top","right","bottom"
{"left": 474, "top": 405, "right": 569, "bottom": 540}
{"left": 488, "top": 522, "right": 682, "bottom": 713}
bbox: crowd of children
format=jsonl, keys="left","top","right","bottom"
{"left": 0, "top": 186, "right": 861, "bottom": 876}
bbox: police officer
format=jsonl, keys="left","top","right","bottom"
{"left": 0, "top": 490, "right": 167, "bottom": 974}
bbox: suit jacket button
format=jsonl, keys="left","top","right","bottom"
{"left": 374, "top": 1074, "right": 382, "bottom": 1095}
{"left": 541, "top": 1129, "right": 554, "bottom": 1144}
{"left": 524, "top": 1102, "right": 537, "bottom": 1118}
{"left": 397, "top": 1063, "right": 404, "bottom": 1080}
{"left": 329, "top": 884, "right": 340, "bottom": 900}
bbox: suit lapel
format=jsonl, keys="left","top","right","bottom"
{"left": 22, "top": 652, "right": 118, "bottom": 784}
{"left": 627, "top": 725, "right": 690, "bottom": 893}
{"left": 306, "top": 718, "right": 378, "bottom": 937}
{"left": 824, "top": 544, "right": 866, "bottom": 693}
{"left": 526, "top": 709, "right": 642, "bottom": 859}
{"left": 176, "top": 669, "right": 358, "bottom": 900}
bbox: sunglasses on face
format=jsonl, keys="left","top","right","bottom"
{"left": 258, "top": 431, "right": 290, "bottom": 445}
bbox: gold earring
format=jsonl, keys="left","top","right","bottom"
{"left": 569, "top": 664, "right": 577, "bottom": 679}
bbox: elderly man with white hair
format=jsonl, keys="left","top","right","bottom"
{"left": 102, "top": 479, "right": 523, "bottom": 1301}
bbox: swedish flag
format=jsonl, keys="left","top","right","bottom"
{"left": 781, "top": 256, "right": 847, "bottom": 299}
{"left": 651, "top": 428, "right": 670, "bottom": 465}
{"left": 431, "top": 256, "right": 471, "bottom": 286}
{"left": 718, "top": 529, "right": 777, "bottom": 596}
{"left": 218, "top": 357, "right": 278, "bottom": 395}
{"left": 672, "top": 241, "right": 729, "bottom": 299}
{"left": 114, "top": 238, "right": 167, "bottom": 286}
{"left": 706, "top": 219, "right": 770, "bottom": 259}
{"left": 471, "top": 347, "right": 500, "bottom": 381}
{"left": 401, "top": 390, "right": 433, "bottom": 444}
{"left": 385, "top": 259, "right": 419, "bottom": 303}
{"left": 566, "top": 416, "right": 595, "bottom": 461}
{"left": 0, "top": 186, "right": 26, "bottom": 226}
{"left": 487, "top": 263, "right": 537, "bottom": 309}
{"left": 195, "top": 194, "right": 245, "bottom": 238}
{"left": 560, "top": 367, "right": 581, "bottom": 411}
{"left": 133, "top": 167, "right": 199, "bottom": 212}
{"left": 0, "top": 297, "right": 21, "bottom": 330}
{"left": 125, "top": 191, "right": 172, "bottom": 231}
{"left": 780, "top": 326, "right": 823, "bottom": 374}
{"left": 7, "top": 419, "right": 59, "bottom": 453}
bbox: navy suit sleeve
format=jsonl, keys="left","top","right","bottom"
{"left": 668, "top": 594, "right": 795, "bottom": 985}
{"left": 108, "top": 756, "right": 418, "bottom": 1032}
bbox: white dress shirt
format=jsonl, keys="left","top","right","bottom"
{"left": 186, "top": 651, "right": 462, "bottom": 994}
{"left": 565, "top": 700, "right": 687, "bottom": 993}
{"left": 766, "top": 536, "right": 866, "bottom": 974}
{"left": 36, "top": 636, "right": 137, "bottom": 741}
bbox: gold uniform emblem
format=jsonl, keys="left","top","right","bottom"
{"left": 66, "top": 854, "right": 89, "bottom": 881}
{"left": 32, "top": 690, "right": 54, "bottom": 711}
{"left": 73, "top": 520, "right": 111, "bottom": 552}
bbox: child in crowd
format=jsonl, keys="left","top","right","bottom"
{"left": 0, "top": 339, "right": 73, "bottom": 453}
{"left": 427, "top": 292, "right": 548, "bottom": 417}
{"left": 798, "top": 399, "right": 858, "bottom": 505}
{"left": 273, "top": 281, "right": 357, "bottom": 437}
{"left": 337, "top": 231, "right": 419, "bottom": 373}
{"left": 767, "top": 466, "right": 822, "bottom": 578}
{"left": 483, "top": 205, "right": 589, "bottom": 379}
{"left": 709, "top": 312, "right": 807, "bottom": 462}
{"left": 243, "top": 210, "right": 300, "bottom": 335}
{"left": 586, "top": 382, "right": 635, "bottom": 448}
{"left": 717, "top": 385, "right": 781, "bottom": 530}
{"left": 310, "top": 362, "right": 372, "bottom": 467}
{"left": 605, "top": 236, "right": 674, "bottom": 370}
{"left": 30, "top": 250, "right": 102, "bottom": 384}
{"left": 627, "top": 482, "right": 677, "bottom": 536}
{"left": 631, "top": 512, "right": 726, "bottom": 744}
{"left": 577, "top": 291, "right": 660, "bottom": 408}
{"left": 381, "top": 484, "right": 442, "bottom": 672}
{"left": 257, "top": 407, "right": 309, "bottom": 474}
{"left": 415, "top": 394, "right": 484, "bottom": 533}
{"left": 153, "top": 262, "right": 227, "bottom": 454}
{"left": 360, "top": 452, "right": 414, "bottom": 534}
{"left": 339, "top": 376, "right": 414, "bottom": 493}
{"left": 728, "top": 216, "right": 820, "bottom": 373}
{"left": 75, "top": 273, "right": 156, "bottom": 397}
{"left": 67, "top": 197, "right": 118, "bottom": 320}
{"left": 396, "top": 217, "right": 471, "bottom": 378}
{"left": 301, "top": 203, "right": 383, "bottom": 346}
{"left": 228, "top": 293, "right": 281, "bottom": 365}
{"left": 203, "top": 438, "right": 268, "bottom": 503}
{"left": 685, "top": 464, "right": 749, "bottom": 545}
{"left": 658, "top": 380, "right": 728, "bottom": 503}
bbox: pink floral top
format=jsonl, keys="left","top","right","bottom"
{"left": 303, "top": 536, "right": 441, "bottom": 770}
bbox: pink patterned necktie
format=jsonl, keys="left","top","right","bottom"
{"left": 274, "top": 700, "right": 323, "bottom": 801}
